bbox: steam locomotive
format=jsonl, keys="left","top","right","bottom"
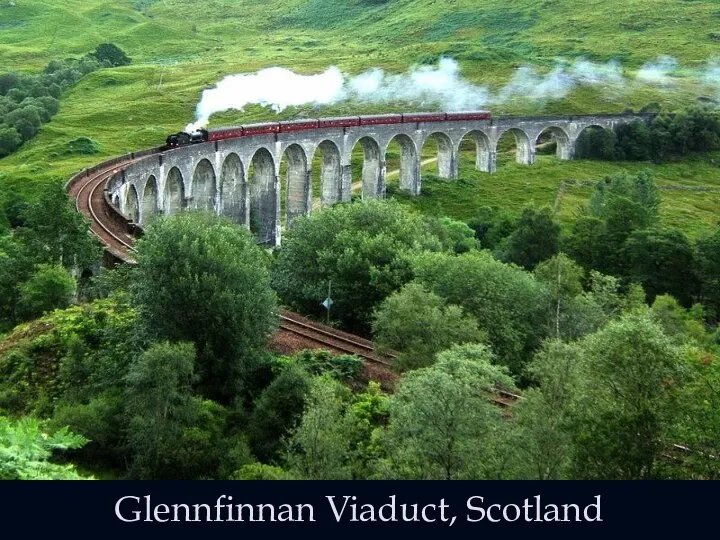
{"left": 164, "top": 111, "right": 492, "bottom": 148}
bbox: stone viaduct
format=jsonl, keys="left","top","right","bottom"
{"left": 108, "top": 113, "right": 652, "bottom": 246}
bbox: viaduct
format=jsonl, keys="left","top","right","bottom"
{"left": 106, "top": 113, "right": 652, "bottom": 247}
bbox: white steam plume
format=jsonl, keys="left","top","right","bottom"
{"left": 705, "top": 61, "right": 720, "bottom": 96}
{"left": 636, "top": 55, "right": 678, "bottom": 86}
{"left": 185, "top": 56, "right": 716, "bottom": 131}
{"left": 188, "top": 66, "right": 346, "bottom": 131}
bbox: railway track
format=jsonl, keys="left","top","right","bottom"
{"left": 277, "top": 312, "right": 523, "bottom": 408}
{"left": 278, "top": 311, "right": 395, "bottom": 366}
{"left": 68, "top": 160, "right": 140, "bottom": 263}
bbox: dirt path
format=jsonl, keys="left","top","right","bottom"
{"left": 350, "top": 156, "right": 439, "bottom": 194}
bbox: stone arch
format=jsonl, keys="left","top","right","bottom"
{"left": 248, "top": 147, "right": 277, "bottom": 245}
{"left": 281, "top": 144, "right": 310, "bottom": 227}
{"left": 311, "top": 140, "right": 342, "bottom": 206}
{"left": 164, "top": 166, "right": 185, "bottom": 215}
{"left": 219, "top": 153, "right": 246, "bottom": 225}
{"left": 459, "top": 130, "right": 493, "bottom": 172}
{"left": 495, "top": 128, "right": 533, "bottom": 166}
{"left": 535, "top": 126, "right": 572, "bottom": 160}
{"left": 124, "top": 184, "right": 139, "bottom": 223}
{"left": 421, "top": 132, "right": 456, "bottom": 179}
{"left": 191, "top": 159, "right": 216, "bottom": 212}
{"left": 350, "top": 136, "right": 383, "bottom": 199}
{"left": 384, "top": 134, "right": 419, "bottom": 194}
{"left": 141, "top": 175, "right": 159, "bottom": 225}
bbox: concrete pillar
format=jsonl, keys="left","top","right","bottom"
{"left": 285, "top": 161, "right": 310, "bottom": 227}
{"left": 488, "top": 151, "right": 497, "bottom": 173}
{"left": 378, "top": 160, "right": 387, "bottom": 198}
{"left": 273, "top": 173, "right": 281, "bottom": 247}
{"left": 157, "top": 163, "right": 166, "bottom": 210}
{"left": 437, "top": 148, "right": 456, "bottom": 179}
{"left": 449, "top": 150, "right": 459, "bottom": 179}
{"left": 214, "top": 151, "right": 222, "bottom": 215}
{"left": 361, "top": 157, "right": 383, "bottom": 199}
{"left": 565, "top": 137, "right": 577, "bottom": 160}
{"left": 475, "top": 146, "right": 492, "bottom": 173}
{"left": 399, "top": 153, "right": 421, "bottom": 195}
{"left": 304, "top": 169, "right": 312, "bottom": 216}
{"left": 341, "top": 164, "right": 352, "bottom": 201}
{"left": 243, "top": 162, "right": 251, "bottom": 229}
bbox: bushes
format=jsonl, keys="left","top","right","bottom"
{"left": 0, "top": 43, "right": 131, "bottom": 158}
{"left": 89, "top": 43, "right": 132, "bottom": 68}
{"left": 575, "top": 106, "right": 720, "bottom": 163}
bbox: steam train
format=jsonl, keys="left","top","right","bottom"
{"left": 164, "top": 111, "right": 492, "bottom": 148}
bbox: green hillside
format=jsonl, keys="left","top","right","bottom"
{"left": 1, "top": 0, "right": 719, "bottom": 232}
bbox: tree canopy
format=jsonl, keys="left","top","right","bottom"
{"left": 132, "top": 212, "right": 278, "bottom": 403}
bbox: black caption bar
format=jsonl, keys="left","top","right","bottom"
{"left": 0, "top": 481, "right": 714, "bottom": 539}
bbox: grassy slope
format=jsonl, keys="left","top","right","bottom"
{"left": 0, "top": 0, "right": 719, "bottom": 232}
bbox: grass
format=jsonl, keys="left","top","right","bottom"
{"left": 393, "top": 150, "right": 720, "bottom": 239}
{"left": 1, "top": 0, "right": 720, "bottom": 234}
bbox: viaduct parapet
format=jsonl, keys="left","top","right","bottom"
{"left": 107, "top": 113, "right": 652, "bottom": 246}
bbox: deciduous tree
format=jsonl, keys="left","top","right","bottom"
{"left": 132, "top": 213, "right": 278, "bottom": 403}
{"left": 372, "top": 282, "right": 484, "bottom": 371}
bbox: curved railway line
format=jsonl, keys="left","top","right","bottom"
{"left": 68, "top": 162, "right": 139, "bottom": 263}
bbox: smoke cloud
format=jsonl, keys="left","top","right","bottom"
{"left": 636, "top": 56, "right": 678, "bottom": 86}
{"left": 704, "top": 61, "right": 720, "bottom": 95}
{"left": 185, "top": 56, "right": 717, "bottom": 131}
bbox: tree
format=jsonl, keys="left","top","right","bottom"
{"left": 696, "top": 225, "right": 720, "bottom": 319}
{"left": 570, "top": 310, "right": 686, "bottom": 479}
{"left": 575, "top": 127, "right": 616, "bottom": 160}
{"left": 346, "top": 381, "right": 390, "bottom": 478}
{"left": 50, "top": 391, "right": 127, "bottom": 470}
{"left": 500, "top": 206, "right": 560, "bottom": 270}
{"left": 132, "top": 213, "right": 278, "bottom": 403}
{"left": 4, "top": 106, "right": 42, "bottom": 140}
{"left": 379, "top": 344, "right": 515, "bottom": 479}
{"left": 614, "top": 120, "right": 651, "bottom": 160}
{"left": 664, "top": 105, "right": 720, "bottom": 155}
{"left": 17, "top": 182, "right": 101, "bottom": 270}
{"left": 247, "top": 364, "right": 312, "bottom": 463}
{"left": 0, "top": 72, "right": 21, "bottom": 95}
{"left": 272, "top": 199, "right": 444, "bottom": 333}
{"left": 427, "top": 216, "right": 478, "bottom": 253}
{"left": 510, "top": 340, "right": 584, "bottom": 479}
{"left": 231, "top": 463, "right": 294, "bottom": 480}
{"left": 624, "top": 227, "right": 698, "bottom": 306}
{"left": 413, "top": 250, "right": 548, "bottom": 375}
{"left": 372, "top": 282, "right": 484, "bottom": 371}
{"left": 573, "top": 171, "right": 661, "bottom": 276}
{"left": 670, "top": 348, "right": 720, "bottom": 479}
{"left": 0, "top": 235, "right": 30, "bottom": 328}
{"left": 90, "top": 43, "right": 131, "bottom": 67}
{"left": 0, "top": 126, "right": 21, "bottom": 157}
{"left": 534, "top": 254, "right": 595, "bottom": 339}
{"left": 285, "top": 376, "right": 353, "bottom": 480}
{"left": 565, "top": 214, "right": 609, "bottom": 272}
{"left": 0, "top": 416, "right": 89, "bottom": 480}
{"left": 589, "top": 171, "right": 660, "bottom": 224}
{"left": 17, "top": 263, "right": 76, "bottom": 320}
{"left": 467, "top": 206, "right": 517, "bottom": 250}
{"left": 125, "top": 342, "right": 229, "bottom": 479}
{"left": 125, "top": 342, "right": 196, "bottom": 478}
